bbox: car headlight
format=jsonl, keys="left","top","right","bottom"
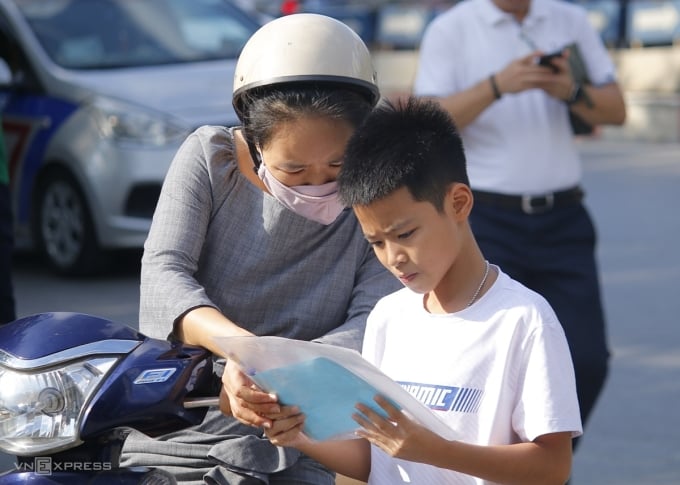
{"left": 88, "top": 96, "right": 191, "bottom": 146}
{"left": 0, "top": 357, "right": 118, "bottom": 456}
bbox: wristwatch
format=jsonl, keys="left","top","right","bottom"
{"left": 567, "top": 82, "right": 593, "bottom": 108}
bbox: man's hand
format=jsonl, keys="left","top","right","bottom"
{"left": 220, "top": 359, "right": 280, "bottom": 429}
{"left": 493, "top": 50, "right": 572, "bottom": 101}
{"left": 493, "top": 51, "right": 550, "bottom": 95}
{"left": 533, "top": 48, "right": 575, "bottom": 101}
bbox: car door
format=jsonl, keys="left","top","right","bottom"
{"left": 0, "top": 9, "right": 78, "bottom": 248}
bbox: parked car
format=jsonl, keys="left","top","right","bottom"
{"left": 0, "top": 0, "right": 259, "bottom": 275}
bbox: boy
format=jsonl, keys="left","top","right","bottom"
{"left": 264, "top": 98, "right": 582, "bottom": 484}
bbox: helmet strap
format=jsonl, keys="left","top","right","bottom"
{"left": 247, "top": 140, "right": 262, "bottom": 173}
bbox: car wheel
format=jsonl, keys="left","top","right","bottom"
{"left": 34, "top": 169, "right": 103, "bottom": 276}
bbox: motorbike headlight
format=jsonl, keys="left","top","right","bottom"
{"left": 88, "top": 96, "right": 191, "bottom": 146}
{"left": 0, "top": 357, "right": 118, "bottom": 455}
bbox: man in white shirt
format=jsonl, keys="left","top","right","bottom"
{"left": 413, "top": 0, "right": 625, "bottom": 433}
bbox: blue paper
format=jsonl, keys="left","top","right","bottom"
{"left": 251, "top": 357, "right": 398, "bottom": 441}
{"left": 214, "top": 335, "right": 459, "bottom": 442}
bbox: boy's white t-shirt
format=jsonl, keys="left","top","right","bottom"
{"left": 362, "top": 268, "right": 582, "bottom": 485}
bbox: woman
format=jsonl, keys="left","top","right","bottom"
{"left": 120, "top": 14, "right": 400, "bottom": 485}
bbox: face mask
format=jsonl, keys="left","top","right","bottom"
{"left": 257, "top": 163, "right": 345, "bottom": 225}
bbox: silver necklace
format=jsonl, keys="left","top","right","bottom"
{"left": 467, "top": 260, "right": 490, "bottom": 307}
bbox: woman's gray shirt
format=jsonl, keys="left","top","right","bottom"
{"left": 122, "top": 126, "right": 401, "bottom": 483}
{"left": 140, "top": 125, "right": 399, "bottom": 349}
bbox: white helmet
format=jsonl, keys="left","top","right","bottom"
{"left": 232, "top": 13, "right": 379, "bottom": 119}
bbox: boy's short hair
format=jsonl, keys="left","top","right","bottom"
{"left": 338, "top": 96, "right": 469, "bottom": 211}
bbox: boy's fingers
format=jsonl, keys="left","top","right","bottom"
{"left": 354, "top": 401, "right": 395, "bottom": 431}
{"left": 353, "top": 411, "right": 380, "bottom": 433}
{"left": 375, "top": 396, "right": 405, "bottom": 422}
{"left": 266, "top": 416, "right": 306, "bottom": 446}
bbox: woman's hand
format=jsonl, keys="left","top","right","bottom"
{"left": 220, "top": 359, "right": 281, "bottom": 429}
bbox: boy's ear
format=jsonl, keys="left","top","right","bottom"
{"left": 448, "top": 183, "right": 473, "bottom": 219}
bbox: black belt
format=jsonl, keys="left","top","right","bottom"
{"left": 472, "top": 187, "right": 583, "bottom": 214}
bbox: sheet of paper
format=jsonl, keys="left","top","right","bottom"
{"left": 213, "top": 336, "right": 458, "bottom": 441}
{"left": 253, "top": 356, "right": 399, "bottom": 440}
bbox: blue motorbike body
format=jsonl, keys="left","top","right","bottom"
{"left": 0, "top": 312, "right": 216, "bottom": 484}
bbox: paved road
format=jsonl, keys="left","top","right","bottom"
{"left": 569, "top": 138, "right": 680, "bottom": 484}
{"left": 3, "top": 137, "right": 679, "bottom": 483}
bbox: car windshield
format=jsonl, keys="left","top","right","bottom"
{"left": 15, "top": 0, "right": 259, "bottom": 69}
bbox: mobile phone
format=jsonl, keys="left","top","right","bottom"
{"left": 538, "top": 50, "right": 563, "bottom": 73}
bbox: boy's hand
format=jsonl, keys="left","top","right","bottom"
{"left": 353, "top": 395, "right": 441, "bottom": 462}
{"left": 262, "top": 405, "right": 311, "bottom": 448}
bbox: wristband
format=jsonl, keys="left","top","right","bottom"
{"left": 489, "top": 75, "right": 502, "bottom": 100}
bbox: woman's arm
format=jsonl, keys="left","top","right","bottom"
{"left": 142, "top": 130, "right": 281, "bottom": 426}
{"left": 140, "top": 131, "right": 225, "bottom": 336}
{"left": 176, "top": 306, "right": 252, "bottom": 353}
{"left": 141, "top": 129, "right": 257, "bottom": 348}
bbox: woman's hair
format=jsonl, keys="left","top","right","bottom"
{"left": 240, "top": 84, "right": 373, "bottom": 151}
{"left": 339, "top": 96, "right": 469, "bottom": 212}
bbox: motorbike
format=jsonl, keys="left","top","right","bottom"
{"left": 0, "top": 311, "right": 219, "bottom": 484}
